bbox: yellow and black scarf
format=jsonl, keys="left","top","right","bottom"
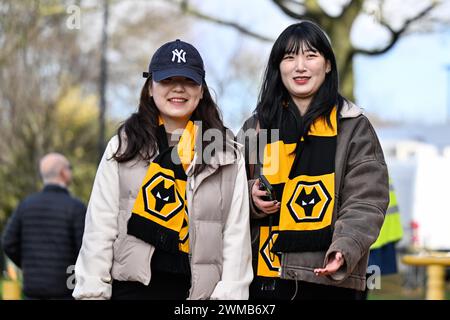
{"left": 127, "top": 119, "right": 197, "bottom": 254}
{"left": 255, "top": 101, "right": 337, "bottom": 278}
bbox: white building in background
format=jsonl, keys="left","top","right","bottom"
{"left": 377, "top": 125, "right": 450, "bottom": 251}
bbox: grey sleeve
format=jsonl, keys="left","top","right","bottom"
{"left": 326, "top": 117, "right": 389, "bottom": 281}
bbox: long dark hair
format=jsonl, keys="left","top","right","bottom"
{"left": 113, "top": 76, "right": 228, "bottom": 175}
{"left": 256, "top": 20, "right": 344, "bottom": 133}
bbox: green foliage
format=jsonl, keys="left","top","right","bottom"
{"left": 51, "top": 87, "right": 100, "bottom": 202}
{"left": 0, "top": 1, "right": 113, "bottom": 230}
{"left": 0, "top": 87, "right": 116, "bottom": 230}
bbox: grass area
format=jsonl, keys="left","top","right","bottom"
{"left": 368, "top": 274, "right": 423, "bottom": 300}
{"left": 0, "top": 278, "right": 23, "bottom": 300}
{"left": 368, "top": 273, "right": 450, "bottom": 300}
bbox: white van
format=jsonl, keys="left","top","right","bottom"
{"left": 411, "top": 146, "right": 450, "bottom": 251}
{"left": 382, "top": 140, "right": 450, "bottom": 251}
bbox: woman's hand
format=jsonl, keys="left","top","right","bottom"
{"left": 314, "top": 251, "right": 344, "bottom": 276}
{"left": 251, "top": 179, "right": 281, "bottom": 214}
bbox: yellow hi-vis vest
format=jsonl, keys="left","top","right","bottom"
{"left": 370, "top": 179, "right": 403, "bottom": 250}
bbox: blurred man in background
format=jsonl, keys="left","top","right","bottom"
{"left": 2, "top": 153, "right": 86, "bottom": 299}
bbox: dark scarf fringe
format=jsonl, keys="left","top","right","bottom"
{"left": 272, "top": 226, "right": 333, "bottom": 253}
{"left": 128, "top": 213, "right": 180, "bottom": 253}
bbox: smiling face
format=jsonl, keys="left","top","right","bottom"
{"left": 150, "top": 76, "right": 203, "bottom": 131}
{"left": 279, "top": 44, "right": 331, "bottom": 114}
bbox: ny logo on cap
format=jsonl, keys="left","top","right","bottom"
{"left": 171, "top": 49, "right": 186, "bottom": 63}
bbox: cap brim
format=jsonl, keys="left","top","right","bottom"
{"left": 153, "top": 68, "right": 203, "bottom": 85}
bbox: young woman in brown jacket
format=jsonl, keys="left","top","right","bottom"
{"left": 239, "top": 21, "right": 389, "bottom": 300}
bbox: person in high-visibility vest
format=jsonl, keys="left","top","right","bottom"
{"left": 360, "top": 178, "right": 403, "bottom": 299}
{"left": 369, "top": 178, "right": 403, "bottom": 274}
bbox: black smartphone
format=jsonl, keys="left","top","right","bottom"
{"left": 259, "top": 174, "right": 275, "bottom": 202}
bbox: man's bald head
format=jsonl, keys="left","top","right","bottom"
{"left": 39, "top": 153, "right": 72, "bottom": 186}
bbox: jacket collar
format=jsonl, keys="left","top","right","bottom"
{"left": 250, "top": 100, "right": 363, "bottom": 123}
{"left": 340, "top": 100, "right": 363, "bottom": 119}
{"left": 43, "top": 184, "right": 69, "bottom": 194}
{"left": 186, "top": 139, "right": 240, "bottom": 178}
{"left": 205, "top": 143, "right": 240, "bottom": 168}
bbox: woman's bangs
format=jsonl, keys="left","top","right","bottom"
{"left": 284, "top": 36, "right": 317, "bottom": 55}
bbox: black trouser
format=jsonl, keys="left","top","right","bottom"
{"left": 250, "top": 278, "right": 362, "bottom": 300}
{"left": 24, "top": 295, "right": 74, "bottom": 300}
{"left": 111, "top": 271, "right": 190, "bottom": 300}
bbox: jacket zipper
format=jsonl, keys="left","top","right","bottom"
{"left": 187, "top": 174, "right": 195, "bottom": 298}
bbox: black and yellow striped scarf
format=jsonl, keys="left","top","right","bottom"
{"left": 256, "top": 101, "right": 337, "bottom": 278}
{"left": 127, "top": 118, "right": 198, "bottom": 254}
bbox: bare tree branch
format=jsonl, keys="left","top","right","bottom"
{"left": 355, "top": 1, "right": 438, "bottom": 55}
{"left": 272, "top": 0, "right": 305, "bottom": 19}
{"left": 166, "top": 0, "right": 273, "bottom": 42}
{"left": 339, "top": 0, "right": 364, "bottom": 20}
{"left": 98, "top": 0, "right": 109, "bottom": 161}
{"left": 272, "top": 0, "right": 323, "bottom": 21}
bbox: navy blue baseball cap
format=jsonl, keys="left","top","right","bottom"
{"left": 143, "top": 39, "right": 205, "bottom": 85}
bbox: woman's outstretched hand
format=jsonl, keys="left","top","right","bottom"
{"left": 314, "top": 251, "right": 344, "bottom": 276}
